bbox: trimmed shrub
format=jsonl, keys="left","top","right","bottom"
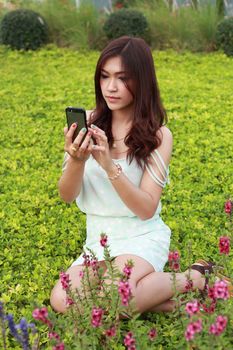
{"left": 216, "top": 16, "right": 233, "bottom": 56}
{"left": 0, "top": 9, "right": 48, "bottom": 50}
{"left": 103, "top": 9, "right": 149, "bottom": 40}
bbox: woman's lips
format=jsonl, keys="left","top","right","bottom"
{"left": 106, "top": 96, "right": 120, "bottom": 102}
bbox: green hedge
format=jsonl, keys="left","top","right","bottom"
{"left": 0, "top": 45, "right": 232, "bottom": 348}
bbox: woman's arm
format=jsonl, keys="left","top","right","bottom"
{"left": 105, "top": 126, "right": 173, "bottom": 220}
{"left": 59, "top": 110, "right": 99, "bottom": 203}
{"left": 58, "top": 156, "right": 85, "bottom": 203}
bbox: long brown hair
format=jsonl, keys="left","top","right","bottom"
{"left": 89, "top": 36, "right": 167, "bottom": 168}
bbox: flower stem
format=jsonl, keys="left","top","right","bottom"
{"left": 0, "top": 318, "right": 7, "bottom": 350}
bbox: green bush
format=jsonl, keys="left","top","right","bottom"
{"left": 103, "top": 8, "right": 149, "bottom": 40}
{"left": 216, "top": 16, "right": 233, "bottom": 56}
{"left": 0, "top": 9, "right": 48, "bottom": 50}
{"left": 20, "top": 0, "right": 107, "bottom": 50}
{"left": 132, "top": 0, "right": 219, "bottom": 52}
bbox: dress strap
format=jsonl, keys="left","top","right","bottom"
{"left": 145, "top": 149, "right": 169, "bottom": 188}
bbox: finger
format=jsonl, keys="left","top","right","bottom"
{"left": 73, "top": 127, "right": 88, "bottom": 146}
{"left": 64, "top": 126, "right": 68, "bottom": 136}
{"left": 79, "top": 131, "right": 92, "bottom": 150}
{"left": 70, "top": 144, "right": 79, "bottom": 153}
{"left": 66, "top": 123, "right": 77, "bottom": 142}
{"left": 92, "top": 131, "right": 108, "bottom": 143}
{"left": 64, "top": 123, "right": 77, "bottom": 149}
{"left": 92, "top": 145, "right": 105, "bottom": 151}
{"left": 87, "top": 139, "right": 93, "bottom": 152}
{"left": 90, "top": 124, "right": 105, "bottom": 135}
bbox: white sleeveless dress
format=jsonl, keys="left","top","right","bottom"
{"left": 63, "top": 151, "right": 171, "bottom": 272}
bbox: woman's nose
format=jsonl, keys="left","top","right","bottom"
{"left": 107, "top": 78, "right": 117, "bottom": 92}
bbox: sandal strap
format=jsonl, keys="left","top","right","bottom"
{"left": 191, "top": 264, "right": 214, "bottom": 275}
{"left": 191, "top": 262, "right": 215, "bottom": 294}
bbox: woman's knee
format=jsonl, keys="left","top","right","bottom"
{"left": 50, "top": 284, "right": 67, "bottom": 314}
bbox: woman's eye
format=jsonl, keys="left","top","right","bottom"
{"left": 119, "top": 76, "right": 128, "bottom": 81}
{"left": 100, "top": 74, "right": 108, "bottom": 79}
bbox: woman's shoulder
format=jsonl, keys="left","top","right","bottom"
{"left": 154, "top": 125, "right": 173, "bottom": 165}
{"left": 86, "top": 110, "right": 94, "bottom": 122}
{"left": 158, "top": 125, "right": 173, "bottom": 142}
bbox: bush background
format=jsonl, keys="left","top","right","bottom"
{"left": 0, "top": 45, "right": 233, "bottom": 348}
{"left": 0, "top": 0, "right": 231, "bottom": 52}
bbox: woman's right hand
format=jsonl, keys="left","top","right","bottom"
{"left": 64, "top": 124, "right": 93, "bottom": 162}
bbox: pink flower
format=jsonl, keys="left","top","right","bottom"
{"left": 209, "top": 315, "right": 228, "bottom": 336}
{"left": 185, "top": 319, "right": 202, "bottom": 342}
{"left": 100, "top": 234, "right": 108, "bottom": 247}
{"left": 201, "top": 300, "right": 216, "bottom": 314}
{"left": 224, "top": 199, "right": 232, "bottom": 215}
{"left": 124, "top": 331, "right": 136, "bottom": 349}
{"left": 192, "top": 319, "right": 202, "bottom": 333}
{"left": 33, "top": 307, "right": 48, "bottom": 320}
{"left": 185, "top": 324, "right": 195, "bottom": 341}
{"left": 32, "top": 307, "right": 52, "bottom": 328}
{"left": 185, "top": 300, "right": 200, "bottom": 316}
{"left": 216, "top": 315, "right": 228, "bottom": 330}
{"left": 48, "top": 332, "right": 60, "bottom": 340}
{"left": 219, "top": 236, "right": 230, "bottom": 255}
{"left": 209, "top": 323, "right": 218, "bottom": 335}
{"left": 185, "top": 279, "right": 193, "bottom": 292}
{"left": 208, "top": 286, "right": 216, "bottom": 300}
{"left": 168, "top": 251, "right": 180, "bottom": 262}
{"left": 66, "top": 297, "right": 74, "bottom": 306}
{"left": 60, "top": 272, "right": 70, "bottom": 290}
{"left": 82, "top": 253, "right": 91, "bottom": 267}
{"left": 90, "top": 258, "right": 99, "bottom": 272}
{"left": 123, "top": 261, "right": 133, "bottom": 279}
{"left": 91, "top": 307, "right": 104, "bottom": 328}
{"left": 148, "top": 328, "right": 157, "bottom": 340}
{"left": 118, "top": 280, "right": 132, "bottom": 306}
{"left": 53, "top": 343, "right": 65, "bottom": 350}
{"left": 213, "top": 280, "right": 229, "bottom": 300}
{"left": 105, "top": 326, "right": 116, "bottom": 337}
{"left": 79, "top": 271, "right": 84, "bottom": 279}
{"left": 173, "top": 251, "right": 180, "bottom": 260}
{"left": 168, "top": 251, "right": 180, "bottom": 271}
{"left": 173, "top": 262, "right": 180, "bottom": 271}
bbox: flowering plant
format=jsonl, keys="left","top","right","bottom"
{"left": 31, "top": 233, "right": 158, "bottom": 349}
{"left": 0, "top": 302, "right": 39, "bottom": 350}
{"left": 179, "top": 198, "right": 233, "bottom": 348}
{"left": 0, "top": 200, "right": 232, "bottom": 349}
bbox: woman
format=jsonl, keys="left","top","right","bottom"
{"left": 50, "top": 36, "right": 227, "bottom": 314}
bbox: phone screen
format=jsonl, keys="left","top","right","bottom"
{"left": 66, "top": 107, "right": 87, "bottom": 142}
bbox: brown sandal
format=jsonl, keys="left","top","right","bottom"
{"left": 191, "top": 259, "right": 233, "bottom": 297}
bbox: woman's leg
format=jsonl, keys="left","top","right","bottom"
{"left": 149, "top": 300, "right": 176, "bottom": 312}
{"left": 113, "top": 254, "right": 204, "bottom": 313}
{"left": 135, "top": 271, "right": 199, "bottom": 313}
{"left": 50, "top": 261, "right": 107, "bottom": 313}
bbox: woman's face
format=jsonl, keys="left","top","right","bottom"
{"left": 100, "top": 56, "right": 134, "bottom": 112}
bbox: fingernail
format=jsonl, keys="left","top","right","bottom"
{"left": 91, "top": 124, "right": 97, "bottom": 129}
{"left": 81, "top": 127, "right": 87, "bottom": 132}
{"left": 92, "top": 145, "right": 97, "bottom": 149}
{"left": 72, "top": 123, "right": 77, "bottom": 128}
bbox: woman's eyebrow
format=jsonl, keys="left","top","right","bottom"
{"left": 101, "top": 68, "right": 127, "bottom": 75}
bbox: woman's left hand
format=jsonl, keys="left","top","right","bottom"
{"left": 90, "top": 124, "right": 114, "bottom": 172}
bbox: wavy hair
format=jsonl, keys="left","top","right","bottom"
{"left": 89, "top": 36, "right": 167, "bottom": 168}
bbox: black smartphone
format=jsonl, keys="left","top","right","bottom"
{"left": 65, "top": 107, "right": 88, "bottom": 143}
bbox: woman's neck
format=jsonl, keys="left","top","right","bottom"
{"left": 111, "top": 109, "right": 133, "bottom": 130}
